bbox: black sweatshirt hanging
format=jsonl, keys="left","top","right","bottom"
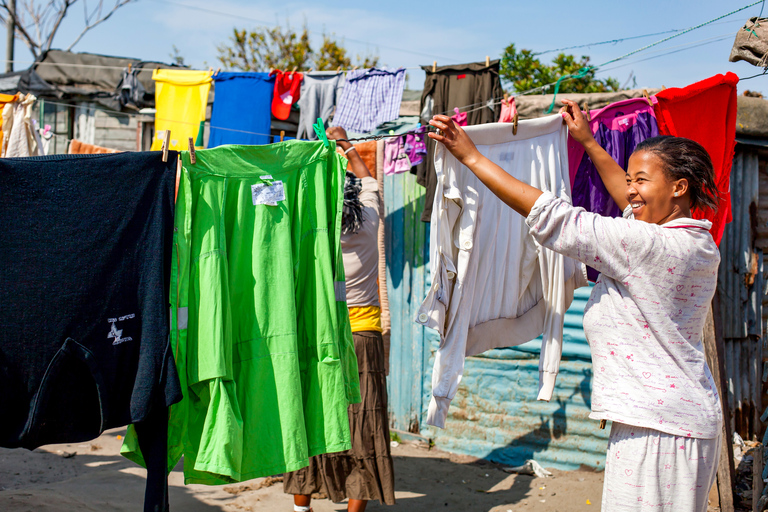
{"left": 0, "top": 151, "right": 183, "bottom": 512}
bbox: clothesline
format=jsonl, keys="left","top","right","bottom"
{"left": 1, "top": 59, "right": 422, "bottom": 75}
{"left": 40, "top": 98, "right": 426, "bottom": 144}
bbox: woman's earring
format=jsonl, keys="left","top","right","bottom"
{"left": 674, "top": 192, "right": 679, "bottom": 197}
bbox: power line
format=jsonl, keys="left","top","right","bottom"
{"left": 533, "top": 19, "right": 742, "bottom": 56}
{"left": 153, "top": 0, "right": 458, "bottom": 63}
{"left": 598, "top": 0, "right": 762, "bottom": 67}
{"left": 596, "top": 33, "right": 739, "bottom": 73}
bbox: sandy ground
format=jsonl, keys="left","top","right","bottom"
{"left": 0, "top": 427, "right": 611, "bottom": 512}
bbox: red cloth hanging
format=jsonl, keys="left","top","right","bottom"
{"left": 270, "top": 70, "right": 303, "bottom": 120}
{"left": 653, "top": 72, "right": 739, "bottom": 246}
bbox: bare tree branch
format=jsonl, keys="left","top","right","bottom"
{"left": 0, "top": 0, "right": 134, "bottom": 59}
{"left": 66, "top": 0, "right": 131, "bottom": 51}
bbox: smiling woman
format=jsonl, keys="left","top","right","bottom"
{"left": 427, "top": 102, "right": 723, "bottom": 512}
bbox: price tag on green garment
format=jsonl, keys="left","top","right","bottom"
{"left": 251, "top": 181, "right": 285, "bottom": 206}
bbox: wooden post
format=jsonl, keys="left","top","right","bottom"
{"left": 754, "top": 443, "right": 764, "bottom": 512}
{"left": 704, "top": 296, "right": 736, "bottom": 512}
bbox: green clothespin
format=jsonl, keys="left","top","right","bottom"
{"left": 313, "top": 118, "right": 330, "bottom": 147}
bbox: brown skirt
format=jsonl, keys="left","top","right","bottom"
{"left": 284, "top": 331, "right": 396, "bottom": 505}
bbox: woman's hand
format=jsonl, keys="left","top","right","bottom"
{"left": 560, "top": 99, "right": 595, "bottom": 148}
{"left": 428, "top": 115, "right": 481, "bottom": 167}
{"left": 326, "top": 126, "right": 352, "bottom": 151}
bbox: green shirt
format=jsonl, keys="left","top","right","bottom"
{"left": 122, "top": 140, "right": 360, "bottom": 484}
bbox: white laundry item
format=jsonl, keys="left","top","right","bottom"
{"left": 2, "top": 94, "right": 40, "bottom": 158}
{"left": 526, "top": 193, "right": 723, "bottom": 439}
{"left": 601, "top": 421, "right": 720, "bottom": 512}
{"left": 417, "top": 114, "right": 587, "bottom": 428}
{"left": 74, "top": 103, "right": 97, "bottom": 145}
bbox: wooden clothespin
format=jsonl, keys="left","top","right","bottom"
{"left": 485, "top": 56, "right": 490, "bottom": 67}
{"left": 352, "top": 66, "right": 358, "bottom": 71}
{"left": 337, "top": 66, "right": 342, "bottom": 72}
{"left": 512, "top": 111, "right": 519, "bottom": 136}
{"left": 215, "top": 67, "right": 221, "bottom": 76}
{"left": 291, "top": 67, "right": 297, "bottom": 76}
{"left": 642, "top": 89, "right": 653, "bottom": 106}
{"left": 188, "top": 137, "right": 196, "bottom": 164}
{"left": 599, "top": 419, "right": 607, "bottom": 430}
{"left": 128, "top": 62, "right": 132, "bottom": 72}
{"left": 307, "top": 68, "right": 313, "bottom": 73}
{"left": 279, "top": 130, "right": 285, "bottom": 142}
{"left": 432, "top": 61, "right": 437, "bottom": 72}
{"left": 661, "top": 85, "right": 667, "bottom": 91}
{"left": 161, "top": 130, "right": 170, "bottom": 162}
{"left": 582, "top": 101, "right": 591, "bottom": 122}
{"left": 207, "top": 67, "right": 213, "bottom": 75}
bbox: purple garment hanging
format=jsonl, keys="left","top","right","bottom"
{"left": 404, "top": 126, "right": 427, "bottom": 166}
{"left": 569, "top": 98, "right": 659, "bottom": 281}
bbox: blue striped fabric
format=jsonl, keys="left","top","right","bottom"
{"left": 332, "top": 68, "right": 406, "bottom": 133}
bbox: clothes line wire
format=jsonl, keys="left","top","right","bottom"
{"left": 740, "top": 70, "right": 768, "bottom": 80}
{"left": 2, "top": 59, "right": 422, "bottom": 74}
{"left": 40, "top": 98, "right": 424, "bottom": 143}
{"left": 598, "top": 0, "right": 762, "bottom": 67}
{"left": 533, "top": 19, "right": 743, "bottom": 56}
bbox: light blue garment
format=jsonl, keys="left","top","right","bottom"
{"left": 209, "top": 72, "right": 273, "bottom": 147}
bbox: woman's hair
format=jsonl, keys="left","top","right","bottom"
{"left": 634, "top": 135, "right": 720, "bottom": 212}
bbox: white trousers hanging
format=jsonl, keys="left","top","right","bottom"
{"left": 602, "top": 421, "right": 721, "bottom": 512}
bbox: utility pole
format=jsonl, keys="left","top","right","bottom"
{"left": 5, "top": 0, "right": 14, "bottom": 73}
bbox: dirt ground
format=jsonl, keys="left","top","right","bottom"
{"left": 0, "top": 427, "right": 611, "bottom": 512}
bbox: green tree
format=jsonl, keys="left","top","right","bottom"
{"left": 169, "top": 45, "right": 186, "bottom": 67}
{"left": 500, "top": 44, "right": 621, "bottom": 94}
{"left": 217, "top": 24, "right": 380, "bottom": 72}
{"left": 313, "top": 35, "right": 379, "bottom": 70}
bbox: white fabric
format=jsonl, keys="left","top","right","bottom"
{"left": 2, "top": 93, "right": 40, "bottom": 158}
{"left": 526, "top": 193, "right": 722, "bottom": 438}
{"left": 418, "top": 115, "right": 587, "bottom": 428}
{"left": 74, "top": 103, "right": 97, "bottom": 145}
{"left": 602, "top": 421, "right": 720, "bottom": 512}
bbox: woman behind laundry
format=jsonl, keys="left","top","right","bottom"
{"left": 427, "top": 99, "right": 723, "bottom": 512}
{"left": 283, "top": 127, "right": 396, "bottom": 512}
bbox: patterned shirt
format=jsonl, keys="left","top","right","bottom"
{"left": 526, "top": 192, "right": 723, "bottom": 439}
{"left": 332, "top": 68, "right": 406, "bottom": 133}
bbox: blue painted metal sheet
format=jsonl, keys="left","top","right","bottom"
{"left": 384, "top": 170, "right": 433, "bottom": 433}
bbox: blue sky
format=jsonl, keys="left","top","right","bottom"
{"left": 2, "top": 0, "right": 766, "bottom": 94}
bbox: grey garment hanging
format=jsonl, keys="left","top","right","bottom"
{"left": 297, "top": 71, "right": 345, "bottom": 140}
{"left": 115, "top": 67, "right": 149, "bottom": 109}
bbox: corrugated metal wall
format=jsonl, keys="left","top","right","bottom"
{"left": 383, "top": 171, "right": 609, "bottom": 469}
{"left": 384, "top": 171, "right": 435, "bottom": 433}
{"left": 718, "top": 146, "right": 766, "bottom": 441}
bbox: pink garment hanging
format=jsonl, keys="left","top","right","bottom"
{"left": 383, "top": 136, "right": 412, "bottom": 175}
{"left": 566, "top": 96, "right": 658, "bottom": 186}
{"left": 499, "top": 97, "right": 517, "bottom": 123}
{"left": 451, "top": 107, "right": 467, "bottom": 127}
